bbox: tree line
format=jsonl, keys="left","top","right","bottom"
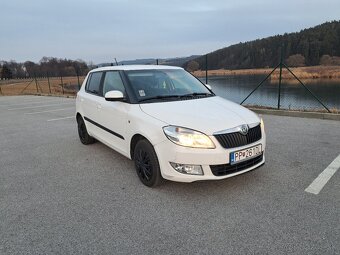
{"left": 186, "top": 21, "right": 340, "bottom": 70}
{"left": 0, "top": 57, "right": 91, "bottom": 80}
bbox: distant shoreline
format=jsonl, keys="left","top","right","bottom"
{"left": 192, "top": 65, "right": 340, "bottom": 80}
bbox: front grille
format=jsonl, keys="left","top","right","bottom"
{"left": 210, "top": 154, "right": 263, "bottom": 176}
{"left": 214, "top": 124, "right": 261, "bottom": 149}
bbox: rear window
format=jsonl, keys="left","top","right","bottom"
{"left": 86, "top": 72, "right": 102, "bottom": 95}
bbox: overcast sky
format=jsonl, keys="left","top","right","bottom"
{"left": 1, "top": 0, "right": 339, "bottom": 63}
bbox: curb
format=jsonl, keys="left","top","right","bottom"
{"left": 249, "top": 108, "right": 340, "bottom": 121}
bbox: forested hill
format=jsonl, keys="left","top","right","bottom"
{"left": 188, "top": 21, "right": 340, "bottom": 70}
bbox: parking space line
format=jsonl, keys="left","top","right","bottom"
{"left": 47, "top": 116, "right": 74, "bottom": 122}
{"left": 2, "top": 99, "right": 70, "bottom": 107}
{"left": 305, "top": 154, "right": 340, "bottom": 195}
{"left": 0, "top": 99, "right": 37, "bottom": 105}
{"left": 0, "top": 96, "right": 37, "bottom": 102}
{"left": 8, "top": 102, "right": 74, "bottom": 110}
{"left": 25, "top": 107, "right": 74, "bottom": 115}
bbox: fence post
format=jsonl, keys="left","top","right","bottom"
{"left": 47, "top": 72, "right": 51, "bottom": 94}
{"left": 156, "top": 59, "right": 159, "bottom": 65}
{"left": 205, "top": 54, "right": 208, "bottom": 84}
{"left": 60, "top": 74, "right": 64, "bottom": 95}
{"left": 77, "top": 72, "right": 81, "bottom": 91}
{"left": 34, "top": 74, "right": 39, "bottom": 93}
{"left": 277, "top": 46, "right": 284, "bottom": 110}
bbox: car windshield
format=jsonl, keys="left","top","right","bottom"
{"left": 125, "top": 69, "right": 214, "bottom": 103}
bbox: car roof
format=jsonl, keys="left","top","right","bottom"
{"left": 89, "top": 65, "right": 183, "bottom": 73}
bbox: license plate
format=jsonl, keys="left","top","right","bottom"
{"left": 230, "top": 144, "right": 262, "bottom": 164}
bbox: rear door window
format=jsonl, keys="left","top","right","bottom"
{"left": 86, "top": 72, "right": 102, "bottom": 95}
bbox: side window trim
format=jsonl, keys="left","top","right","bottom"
{"left": 98, "top": 72, "right": 105, "bottom": 97}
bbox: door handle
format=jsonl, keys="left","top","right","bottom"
{"left": 80, "top": 98, "right": 84, "bottom": 102}
{"left": 97, "top": 104, "right": 102, "bottom": 109}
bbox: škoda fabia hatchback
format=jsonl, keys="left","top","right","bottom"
{"left": 76, "top": 65, "right": 266, "bottom": 187}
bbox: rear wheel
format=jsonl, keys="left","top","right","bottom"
{"left": 134, "top": 140, "right": 163, "bottom": 187}
{"left": 77, "top": 116, "right": 95, "bottom": 145}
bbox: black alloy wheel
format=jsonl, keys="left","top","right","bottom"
{"left": 134, "top": 139, "right": 162, "bottom": 187}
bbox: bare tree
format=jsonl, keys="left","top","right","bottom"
{"left": 186, "top": 60, "right": 200, "bottom": 72}
{"left": 320, "top": 55, "right": 340, "bottom": 65}
{"left": 286, "top": 54, "right": 305, "bottom": 67}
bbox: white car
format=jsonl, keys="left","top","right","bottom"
{"left": 76, "top": 65, "right": 266, "bottom": 187}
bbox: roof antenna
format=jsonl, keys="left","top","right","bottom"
{"left": 114, "top": 58, "right": 118, "bottom": 65}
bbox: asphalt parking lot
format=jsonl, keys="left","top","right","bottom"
{"left": 0, "top": 95, "right": 339, "bottom": 255}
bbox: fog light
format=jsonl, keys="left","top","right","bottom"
{"left": 170, "top": 162, "right": 203, "bottom": 175}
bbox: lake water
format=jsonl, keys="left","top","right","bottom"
{"left": 201, "top": 75, "right": 340, "bottom": 111}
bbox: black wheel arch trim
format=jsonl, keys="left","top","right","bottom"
{"left": 83, "top": 116, "right": 125, "bottom": 140}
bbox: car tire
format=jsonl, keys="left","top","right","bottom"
{"left": 77, "top": 116, "right": 95, "bottom": 145}
{"left": 134, "top": 139, "right": 163, "bottom": 187}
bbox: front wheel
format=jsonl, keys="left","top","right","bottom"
{"left": 134, "top": 140, "right": 163, "bottom": 187}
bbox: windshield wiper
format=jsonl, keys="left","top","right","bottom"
{"left": 138, "top": 93, "right": 214, "bottom": 103}
{"left": 179, "top": 92, "right": 213, "bottom": 98}
{"left": 138, "top": 95, "right": 180, "bottom": 102}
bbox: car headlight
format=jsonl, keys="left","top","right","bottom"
{"left": 163, "top": 126, "right": 215, "bottom": 149}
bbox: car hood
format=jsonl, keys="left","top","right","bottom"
{"left": 139, "top": 96, "right": 260, "bottom": 135}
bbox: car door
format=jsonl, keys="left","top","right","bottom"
{"left": 80, "top": 71, "right": 105, "bottom": 138}
{"left": 96, "top": 71, "right": 129, "bottom": 156}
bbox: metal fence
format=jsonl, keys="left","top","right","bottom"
{"left": 1, "top": 56, "right": 339, "bottom": 114}
{"left": 200, "top": 50, "right": 340, "bottom": 114}
{"left": 0, "top": 75, "right": 84, "bottom": 96}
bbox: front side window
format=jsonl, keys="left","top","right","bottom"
{"left": 102, "top": 71, "right": 125, "bottom": 96}
{"left": 86, "top": 72, "right": 102, "bottom": 95}
{"left": 125, "top": 69, "right": 213, "bottom": 102}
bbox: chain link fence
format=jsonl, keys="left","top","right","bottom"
{"left": 0, "top": 75, "right": 85, "bottom": 96}
{"left": 197, "top": 51, "right": 340, "bottom": 114}
{"left": 1, "top": 59, "right": 339, "bottom": 114}
{"left": 202, "top": 74, "right": 340, "bottom": 114}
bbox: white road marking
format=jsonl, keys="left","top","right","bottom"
{"left": 8, "top": 102, "right": 74, "bottom": 110}
{"left": 25, "top": 107, "right": 74, "bottom": 115}
{"left": 47, "top": 116, "right": 74, "bottom": 122}
{"left": 2, "top": 99, "right": 70, "bottom": 107}
{"left": 0, "top": 99, "right": 42, "bottom": 106}
{"left": 0, "top": 96, "right": 37, "bottom": 102}
{"left": 305, "top": 154, "right": 340, "bottom": 195}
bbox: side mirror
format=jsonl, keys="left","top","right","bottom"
{"left": 105, "top": 90, "right": 125, "bottom": 101}
{"left": 205, "top": 84, "right": 212, "bottom": 90}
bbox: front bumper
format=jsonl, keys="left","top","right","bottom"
{"left": 154, "top": 132, "right": 266, "bottom": 183}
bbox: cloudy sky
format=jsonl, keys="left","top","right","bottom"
{"left": 1, "top": 0, "right": 339, "bottom": 63}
